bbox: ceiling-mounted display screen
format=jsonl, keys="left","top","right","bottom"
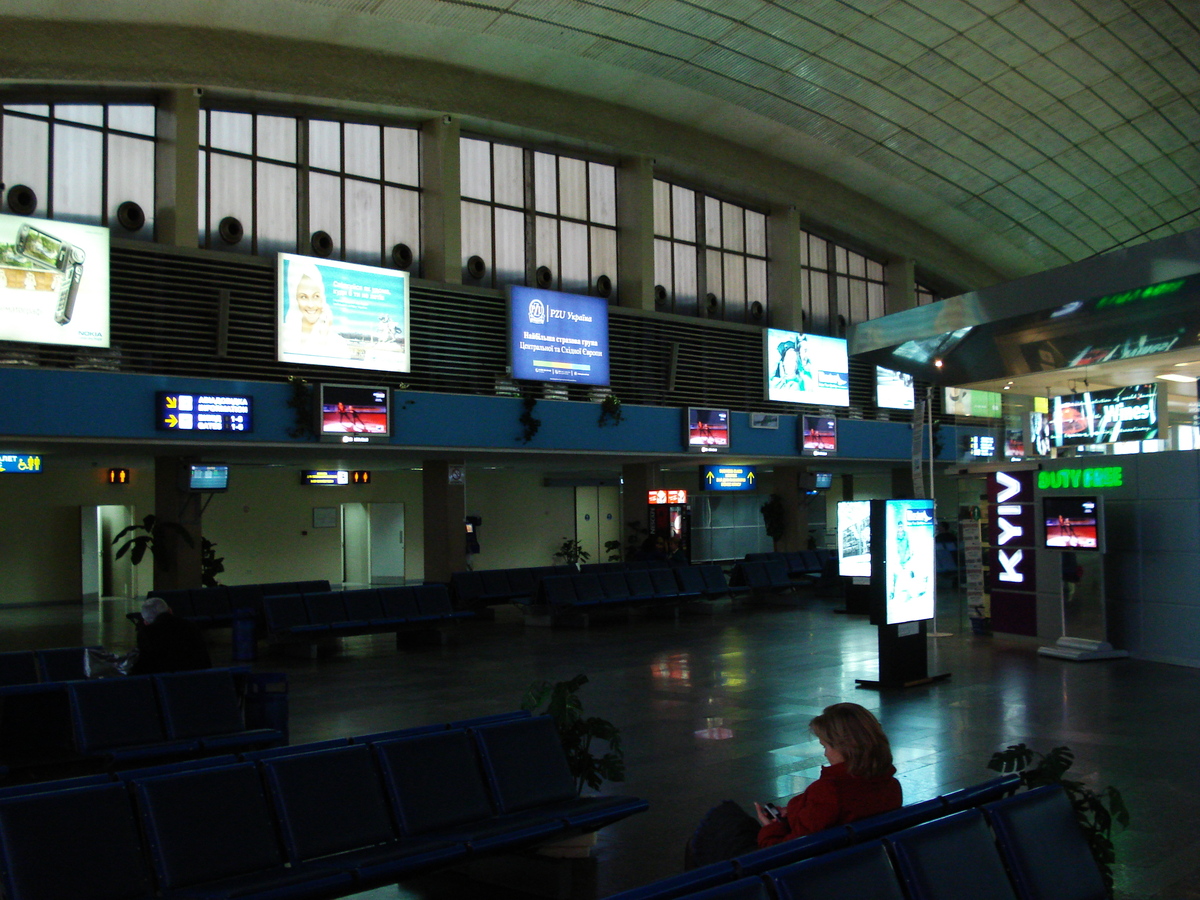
{"left": 876, "top": 366, "right": 915, "bottom": 410}
{"left": 799, "top": 415, "right": 837, "bottom": 457}
{"left": 685, "top": 407, "right": 730, "bottom": 453}
{"left": 156, "top": 392, "right": 252, "bottom": 433}
{"left": 0, "top": 213, "right": 109, "bottom": 349}
{"left": 508, "top": 285, "right": 610, "bottom": 386}
{"left": 277, "top": 253, "right": 410, "bottom": 372}
{"left": 765, "top": 330, "right": 849, "bottom": 406}
{"left": 1052, "top": 383, "right": 1157, "bottom": 446}
{"left": 187, "top": 463, "right": 229, "bottom": 492}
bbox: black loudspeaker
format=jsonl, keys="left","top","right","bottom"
{"left": 7, "top": 184, "right": 37, "bottom": 216}
{"left": 749, "top": 300, "right": 765, "bottom": 321}
{"left": 218, "top": 216, "right": 244, "bottom": 245}
{"left": 595, "top": 274, "right": 612, "bottom": 298}
{"left": 705, "top": 293, "right": 720, "bottom": 315}
{"left": 466, "top": 255, "right": 486, "bottom": 280}
{"left": 311, "top": 231, "right": 334, "bottom": 258}
{"left": 653, "top": 284, "right": 668, "bottom": 307}
{"left": 535, "top": 265, "right": 553, "bottom": 289}
{"left": 391, "top": 242, "right": 413, "bottom": 270}
{"left": 116, "top": 201, "right": 146, "bottom": 232}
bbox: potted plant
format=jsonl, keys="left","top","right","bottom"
{"left": 988, "top": 743, "right": 1129, "bottom": 895}
{"left": 598, "top": 393, "right": 624, "bottom": 427}
{"left": 201, "top": 538, "right": 225, "bottom": 588}
{"left": 760, "top": 493, "right": 787, "bottom": 546}
{"left": 521, "top": 673, "right": 625, "bottom": 794}
{"left": 553, "top": 537, "right": 590, "bottom": 569}
{"left": 113, "top": 514, "right": 194, "bottom": 569}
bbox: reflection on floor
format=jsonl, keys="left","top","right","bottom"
{"left": 2, "top": 588, "right": 1197, "bottom": 900}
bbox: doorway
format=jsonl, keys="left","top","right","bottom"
{"left": 341, "top": 502, "right": 406, "bottom": 588}
{"left": 81, "top": 505, "right": 136, "bottom": 599}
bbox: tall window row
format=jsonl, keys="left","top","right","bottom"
{"left": 915, "top": 283, "right": 939, "bottom": 306}
{"left": 460, "top": 137, "right": 617, "bottom": 299}
{"left": 799, "top": 230, "right": 886, "bottom": 334}
{"left": 653, "top": 180, "right": 768, "bottom": 324}
{"left": 199, "top": 111, "right": 422, "bottom": 269}
{"left": 0, "top": 103, "right": 156, "bottom": 237}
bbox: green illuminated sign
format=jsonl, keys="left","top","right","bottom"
{"left": 1037, "top": 466, "right": 1123, "bottom": 490}
{"left": 1095, "top": 279, "right": 1185, "bottom": 310}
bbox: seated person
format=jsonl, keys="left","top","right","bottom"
{"left": 686, "top": 702, "right": 902, "bottom": 867}
{"left": 129, "top": 598, "right": 212, "bottom": 676}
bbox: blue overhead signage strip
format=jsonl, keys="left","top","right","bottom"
{"left": 157, "top": 392, "right": 253, "bottom": 433}
{"left": 0, "top": 454, "right": 41, "bottom": 473}
{"left": 701, "top": 465, "right": 756, "bottom": 491}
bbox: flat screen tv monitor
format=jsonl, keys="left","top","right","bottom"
{"left": 799, "top": 415, "right": 837, "bottom": 456}
{"left": 318, "top": 384, "right": 391, "bottom": 444}
{"left": 508, "top": 285, "right": 610, "bottom": 386}
{"left": 764, "top": 330, "right": 849, "bottom": 406}
{"left": 188, "top": 463, "right": 229, "bottom": 492}
{"left": 277, "top": 252, "right": 410, "bottom": 373}
{"left": 814, "top": 471, "right": 833, "bottom": 490}
{"left": 685, "top": 407, "right": 730, "bottom": 453}
{"left": 837, "top": 500, "right": 871, "bottom": 578}
{"left": 879, "top": 498, "right": 935, "bottom": 625}
{"left": 1043, "top": 496, "right": 1101, "bottom": 550}
{"left": 0, "top": 213, "right": 110, "bottom": 349}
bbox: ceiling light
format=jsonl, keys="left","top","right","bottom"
{"left": 1157, "top": 373, "right": 1197, "bottom": 383}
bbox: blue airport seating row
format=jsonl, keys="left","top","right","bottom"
{"left": 605, "top": 786, "right": 1105, "bottom": 900}
{"left": 535, "top": 564, "right": 734, "bottom": 614}
{"left": 261, "top": 584, "right": 472, "bottom": 642}
{"left": 729, "top": 558, "right": 797, "bottom": 596}
{"left": 148, "top": 580, "right": 333, "bottom": 628}
{"left": 742, "top": 550, "right": 835, "bottom": 584}
{"left": 0, "top": 713, "right": 649, "bottom": 900}
{"left": 0, "top": 646, "right": 101, "bottom": 687}
{"left": 0, "top": 668, "right": 284, "bottom": 776}
{"left": 451, "top": 560, "right": 679, "bottom": 609}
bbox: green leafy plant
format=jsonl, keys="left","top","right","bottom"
{"left": 521, "top": 674, "right": 625, "bottom": 794}
{"left": 598, "top": 394, "right": 625, "bottom": 427}
{"left": 201, "top": 537, "right": 225, "bottom": 588}
{"left": 988, "top": 744, "right": 1129, "bottom": 895}
{"left": 113, "top": 515, "right": 195, "bottom": 569}
{"left": 760, "top": 493, "right": 787, "bottom": 544}
{"left": 553, "top": 537, "right": 590, "bottom": 568}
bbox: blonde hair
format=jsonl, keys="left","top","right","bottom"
{"left": 809, "top": 702, "right": 893, "bottom": 778}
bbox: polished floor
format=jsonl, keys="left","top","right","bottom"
{"left": 3, "top": 586, "right": 1199, "bottom": 900}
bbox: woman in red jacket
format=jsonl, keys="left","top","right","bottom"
{"left": 685, "top": 702, "right": 901, "bottom": 867}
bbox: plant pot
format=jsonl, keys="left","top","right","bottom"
{"left": 970, "top": 616, "right": 991, "bottom": 635}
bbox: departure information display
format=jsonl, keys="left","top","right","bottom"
{"left": 157, "top": 392, "right": 252, "bottom": 433}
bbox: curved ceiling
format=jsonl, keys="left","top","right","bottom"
{"left": 8, "top": 0, "right": 1200, "bottom": 284}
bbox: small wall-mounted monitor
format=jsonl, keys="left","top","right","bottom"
{"left": 317, "top": 384, "right": 391, "bottom": 444}
{"left": 187, "top": 463, "right": 229, "bottom": 492}
{"left": 685, "top": 407, "right": 730, "bottom": 453}
{"left": 1043, "top": 496, "right": 1101, "bottom": 551}
{"left": 814, "top": 472, "right": 833, "bottom": 489}
{"left": 799, "top": 415, "right": 837, "bottom": 456}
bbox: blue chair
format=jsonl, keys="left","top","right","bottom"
{"left": 732, "top": 825, "right": 851, "bottom": 876}
{"left": 676, "top": 877, "right": 771, "bottom": 900}
{"left": 0, "top": 651, "right": 39, "bottom": 687}
{"left": 0, "top": 782, "right": 154, "bottom": 900}
{"left": 35, "top": 647, "right": 95, "bottom": 682}
{"left": 572, "top": 574, "right": 607, "bottom": 607}
{"left": 765, "top": 840, "right": 904, "bottom": 900}
{"left": 131, "top": 762, "right": 353, "bottom": 898}
{"left": 155, "top": 669, "right": 282, "bottom": 752}
{"left": 69, "top": 676, "right": 197, "bottom": 762}
{"left": 886, "top": 808, "right": 1018, "bottom": 900}
{"left": 602, "top": 861, "right": 739, "bottom": 900}
{"left": 983, "top": 785, "right": 1108, "bottom": 900}
{"left": 600, "top": 571, "right": 633, "bottom": 602}
{"left": 242, "top": 737, "right": 350, "bottom": 761}
{"left": 844, "top": 796, "right": 947, "bottom": 841}
{"left": 673, "top": 566, "right": 707, "bottom": 600}
{"left": 539, "top": 575, "right": 578, "bottom": 607}
{"left": 940, "top": 773, "right": 1021, "bottom": 812}
{"left": 260, "top": 744, "right": 465, "bottom": 883}
{"left": 377, "top": 585, "right": 421, "bottom": 622}
{"left": 342, "top": 589, "right": 384, "bottom": 628}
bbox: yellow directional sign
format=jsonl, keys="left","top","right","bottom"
{"left": 700, "top": 465, "right": 756, "bottom": 491}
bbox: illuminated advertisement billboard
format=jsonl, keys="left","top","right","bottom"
{"left": 277, "top": 253, "right": 410, "bottom": 373}
{"left": 837, "top": 500, "right": 871, "bottom": 578}
{"left": 508, "top": 285, "right": 610, "bottom": 386}
{"left": 944, "top": 387, "right": 1002, "bottom": 418}
{"left": 765, "top": 330, "right": 849, "bottom": 406}
{"left": 875, "top": 366, "right": 915, "bottom": 410}
{"left": 0, "top": 213, "right": 109, "bottom": 348}
{"left": 881, "top": 499, "right": 935, "bottom": 625}
{"left": 1052, "top": 383, "right": 1157, "bottom": 446}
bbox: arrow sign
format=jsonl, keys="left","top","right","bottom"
{"left": 164, "top": 414, "right": 178, "bottom": 428}
{"left": 165, "top": 395, "right": 178, "bottom": 408}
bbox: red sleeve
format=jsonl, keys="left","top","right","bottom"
{"left": 756, "top": 776, "right": 841, "bottom": 848}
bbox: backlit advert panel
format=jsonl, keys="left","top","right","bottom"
{"left": 765, "top": 330, "right": 849, "bottom": 406}
{"left": 509, "top": 286, "right": 610, "bottom": 386}
{"left": 0, "top": 213, "right": 109, "bottom": 349}
{"left": 277, "top": 253, "right": 410, "bottom": 373}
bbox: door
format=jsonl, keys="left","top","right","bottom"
{"left": 81, "top": 505, "right": 135, "bottom": 599}
{"left": 369, "top": 503, "right": 406, "bottom": 584}
{"left": 341, "top": 503, "right": 369, "bottom": 588}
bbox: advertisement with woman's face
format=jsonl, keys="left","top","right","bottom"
{"left": 277, "top": 253, "right": 410, "bottom": 373}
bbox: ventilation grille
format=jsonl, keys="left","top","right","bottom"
{"left": 1, "top": 242, "right": 927, "bottom": 423}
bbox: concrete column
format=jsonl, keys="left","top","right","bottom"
{"left": 768, "top": 206, "right": 803, "bottom": 331}
{"left": 154, "top": 88, "right": 200, "bottom": 248}
{"left": 616, "top": 156, "right": 655, "bottom": 311}
{"left": 423, "top": 460, "right": 466, "bottom": 583}
{"left": 420, "top": 116, "right": 462, "bottom": 284}
{"left": 621, "top": 462, "right": 656, "bottom": 550}
{"left": 885, "top": 255, "right": 917, "bottom": 315}
{"left": 891, "top": 466, "right": 914, "bottom": 498}
{"left": 773, "top": 465, "right": 810, "bottom": 552}
{"left": 153, "top": 457, "right": 203, "bottom": 591}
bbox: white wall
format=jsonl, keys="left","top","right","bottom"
{"left": 463, "top": 470, "right": 577, "bottom": 571}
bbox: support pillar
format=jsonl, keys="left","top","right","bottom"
{"left": 420, "top": 116, "right": 462, "bottom": 284}
{"left": 767, "top": 207, "right": 803, "bottom": 331}
{"left": 620, "top": 463, "right": 656, "bottom": 552}
{"left": 154, "top": 89, "right": 201, "bottom": 248}
{"left": 885, "top": 256, "right": 917, "bottom": 315}
{"left": 773, "top": 465, "right": 811, "bottom": 552}
{"left": 616, "top": 157, "right": 655, "bottom": 311}
{"left": 153, "top": 457, "right": 203, "bottom": 592}
{"left": 423, "top": 461, "right": 466, "bottom": 583}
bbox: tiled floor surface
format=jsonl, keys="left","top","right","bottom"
{"left": 3, "top": 586, "right": 1197, "bottom": 899}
